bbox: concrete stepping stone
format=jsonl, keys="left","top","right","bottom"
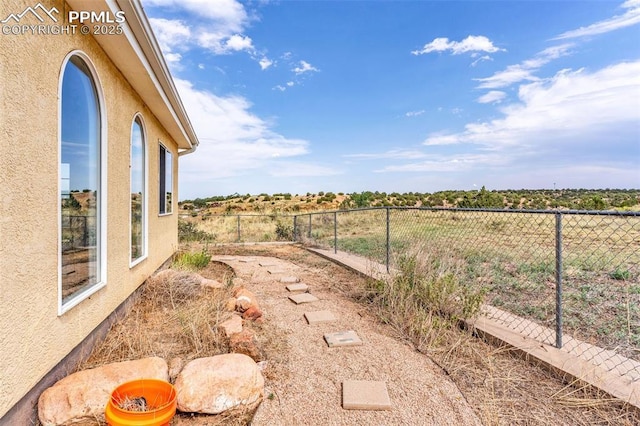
{"left": 286, "top": 283, "right": 309, "bottom": 292}
{"left": 280, "top": 276, "right": 300, "bottom": 283}
{"left": 342, "top": 380, "right": 392, "bottom": 410}
{"left": 304, "top": 310, "right": 336, "bottom": 324}
{"left": 238, "top": 258, "right": 253, "bottom": 263}
{"left": 288, "top": 293, "right": 318, "bottom": 304}
{"left": 324, "top": 330, "right": 363, "bottom": 347}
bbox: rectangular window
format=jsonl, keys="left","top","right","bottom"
{"left": 159, "top": 143, "right": 173, "bottom": 215}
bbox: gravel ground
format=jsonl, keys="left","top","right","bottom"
{"left": 213, "top": 254, "right": 482, "bottom": 426}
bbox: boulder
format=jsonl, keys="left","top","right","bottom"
{"left": 175, "top": 354, "right": 264, "bottom": 414}
{"left": 38, "top": 357, "right": 168, "bottom": 426}
{"left": 233, "top": 288, "right": 259, "bottom": 313}
{"left": 229, "top": 329, "right": 263, "bottom": 362}
{"left": 241, "top": 306, "right": 263, "bottom": 322}
{"left": 218, "top": 314, "right": 243, "bottom": 338}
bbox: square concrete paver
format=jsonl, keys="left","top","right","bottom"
{"left": 304, "top": 310, "right": 337, "bottom": 324}
{"left": 286, "top": 283, "right": 309, "bottom": 292}
{"left": 342, "top": 380, "right": 392, "bottom": 410}
{"left": 280, "top": 276, "right": 300, "bottom": 283}
{"left": 288, "top": 293, "right": 319, "bottom": 304}
{"left": 324, "top": 330, "right": 363, "bottom": 347}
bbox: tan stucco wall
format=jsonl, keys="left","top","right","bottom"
{"left": 0, "top": 0, "right": 180, "bottom": 417}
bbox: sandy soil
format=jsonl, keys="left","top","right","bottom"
{"left": 211, "top": 253, "right": 482, "bottom": 426}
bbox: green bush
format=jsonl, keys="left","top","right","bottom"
{"left": 178, "top": 219, "right": 215, "bottom": 243}
{"left": 173, "top": 248, "right": 211, "bottom": 270}
{"left": 275, "top": 221, "right": 294, "bottom": 241}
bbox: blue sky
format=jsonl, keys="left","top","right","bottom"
{"left": 141, "top": 0, "right": 640, "bottom": 200}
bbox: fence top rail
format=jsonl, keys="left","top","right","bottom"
{"left": 292, "top": 206, "right": 640, "bottom": 218}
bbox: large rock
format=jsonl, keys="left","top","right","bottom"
{"left": 233, "top": 287, "right": 259, "bottom": 313}
{"left": 229, "top": 329, "right": 263, "bottom": 362}
{"left": 38, "top": 357, "right": 168, "bottom": 426}
{"left": 175, "top": 354, "right": 264, "bottom": 414}
{"left": 218, "top": 314, "right": 243, "bottom": 338}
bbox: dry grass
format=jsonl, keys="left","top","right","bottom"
{"left": 209, "top": 243, "right": 640, "bottom": 426}
{"left": 79, "top": 260, "right": 235, "bottom": 369}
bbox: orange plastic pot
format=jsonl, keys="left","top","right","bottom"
{"left": 105, "top": 379, "right": 177, "bottom": 426}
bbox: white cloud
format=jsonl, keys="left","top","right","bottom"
{"left": 439, "top": 61, "right": 640, "bottom": 151}
{"left": 375, "top": 154, "right": 506, "bottom": 173}
{"left": 475, "top": 44, "right": 573, "bottom": 89}
{"left": 259, "top": 57, "right": 273, "bottom": 70}
{"left": 412, "top": 35, "right": 504, "bottom": 56}
{"left": 145, "top": 0, "right": 249, "bottom": 32}
{"left": 175, "top": 79, "right": 312, "bottom": 182}
{"left": 345, "top": 150, "right": 428, "bottom": 160}
{"left": 405, "top": 110, "right": 425, "bottom": 117}
{"left": 164, "top": 52, "right": 182, "bottom": 63}
{"left": 198, "top": 32, "right": 255, "bottom": 54}
{"left": 274, "top": 85, "right": 286, "bottom": 92}
{"left": 471, "top": 55, "right": 492, "bottom": 67}
{"left": 293, "top": 60, "right": 319, "bottom": 75}
{"left": 148, "top": 18, "right": 191, "bottom": 54}
{"left": 477, "top": 90, "right": 507, "bottom": 104}
{"left": 146, "top": 0, "right": 266, "bottom": 67}
{"left": 554, "top": 0, "right": 640, "bottom": 40}
{"left": 423, "top": 133, "right": 463, "bottom": 146}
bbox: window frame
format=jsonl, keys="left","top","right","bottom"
{"left": 130, "top": 114, "right": 148, "bottom": 267}
{"left": 158, "top": 142, "right": 173, "bottom": 216}
{"left": 58, "top": 50, "right": 108, "bottom": 315}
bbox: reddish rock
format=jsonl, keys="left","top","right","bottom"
{"left": 234, "top": 288, "right": 259, "bottom": 313}
{"left": 218, "top": 314, "right": 243, "bottom": 338}
{"left": 174, "top": 354, "right": 264, "bottom": 414}
{"left": 229, "top": 329, "right": 263, "bottom": 362}
{"left": 38, "top": 357, "right": 168, "bottom": 426}
{"left": 242, "top": 306, "right": 263, "bottom": 321}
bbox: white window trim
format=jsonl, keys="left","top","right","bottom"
{"left": 58, "top": 50, "right": 108, "bottom": 316}
{"left": 158, "top": 142, "right": 173, "bottom": 217}
{"left": 130, "top": 113, "right": 149, "bottom": 268}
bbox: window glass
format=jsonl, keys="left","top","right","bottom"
{"left": 131, "top": 117, "right": 145, "bottom": 263}
{"left": 60, "top": 55, "right": 101, "bottom": 305}
{"left": 159, "top": 144, "right": 172, "bottom": 214}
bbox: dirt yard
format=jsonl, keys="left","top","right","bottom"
{"left": 79, "top": 243, "right": 638, "bottom": 425}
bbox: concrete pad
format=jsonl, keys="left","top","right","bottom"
{"left": 288, "top": 293, "right": 319, "bottom": 304}
{"left": 258, "top": 262, "right": 277, "bottom": 267}
{"left": 286, "top": 283, "right": 309, "bottom": 292}
{"left": 324, "top": 330, "right": 363, "bottom": 347}
{"left": 342, "top": 380, "right": 392, "bottom": 410}
{"left": 280, "top": 276, "right": 300, "bottom": 283}
{"left": 268, "top": 269, "right": 287, "bottom": 275}
{"left": 304, "top": 310, "right": 336, "bottom": 324}
{"left": 238, "top": 258, "right": 253, "bottom": 263}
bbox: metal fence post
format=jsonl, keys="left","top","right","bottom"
{"left": 308, "top": 214, "right": 312, "bottom": 239}
{"left": 237, "top": 215, "right": 241, "bottom": 242}
{"left": 386, "top": 207, "right": 390, "bottom": 273}
{"left": 555, "top": 212, "right": 563, "bottom": 349}
{"left": 334, "top": 211, "right": 338, "bottom": 254}
{"left": 293, "top": 215, "right": 297, "bottom": 241}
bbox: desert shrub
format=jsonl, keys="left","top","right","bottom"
{"left": 173, "top": 248, "right": 212, "bottom": 270}
{"left": 361, "top": 250, "right": 486, "bottom": 351}
{"left": 178, "top": 219, "right": 215, "bottom": 242}
{"left": 275, "top": 221, "right": 294, "bottom": 241}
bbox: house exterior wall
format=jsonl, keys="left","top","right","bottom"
{"left": 0, "top": 0, "right": 180, "bottom": 417}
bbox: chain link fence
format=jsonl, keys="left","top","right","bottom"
{"left": 292, "top": 207, "right": 640, "bottom": 382}
{"left": 184, "top": 214, "right": 296, "bottom": 243}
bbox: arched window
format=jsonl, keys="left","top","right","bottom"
{"left": 131, "top": 115, "right": 146, "bottom": 264}
{"left": 60, "top": 53, "right": 104, "bottom": 312}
